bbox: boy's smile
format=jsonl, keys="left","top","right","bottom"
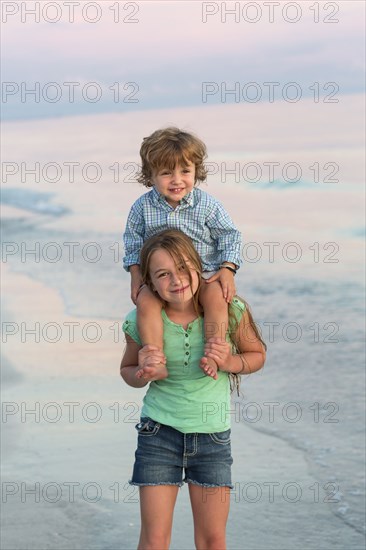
{"left": 151, "top": 162, "right": 195, "bottom": 208}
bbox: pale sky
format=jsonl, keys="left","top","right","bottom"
{"left": 1, "top": 1, "right": 365, "bottom": 120}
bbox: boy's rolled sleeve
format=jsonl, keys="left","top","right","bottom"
{"left": 207, "top": 201, "right": 242, "bottom": 269}
{"left": 123, "top": 202, "right": 145, "bottom": 271}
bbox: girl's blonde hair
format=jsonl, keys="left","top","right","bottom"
{"left": 227, "top": 299, "right": 267, "bottom": 394}
{"left": 137, "top": 127, "right": 208, "bottom": 187}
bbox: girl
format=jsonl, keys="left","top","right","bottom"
{"left": 120, "top": 229, "right": 266, "bottom": 550}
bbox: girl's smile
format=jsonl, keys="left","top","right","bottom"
{"left": 171, "top": 284, "right": 190, "bottom": 293}
{"left": 149, "top": 249, "right": 199, "bottom": 306}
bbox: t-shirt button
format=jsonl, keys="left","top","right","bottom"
{"left": 185, "top": 333, "right": 189, "bottom": 337}
{"left": 185, "top": 343, "right": 189, "bottom": 347}
{"left": 185, "top": 351, "right": 189, "bottom": 355}
{"left": 184, "top": 362, "right": 188, "bottom": 366}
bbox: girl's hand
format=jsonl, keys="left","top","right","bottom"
{"left": 204, "top": 337, "right": 233, "bottom": 372}
{"left": 136, "top": 345, "right": 167, "bottom": 381}
{"left": 138, "top": 345, "right": 166, "bottom": 368}
{"left": 205, "top": 268, "right": 236, "bottom": 303}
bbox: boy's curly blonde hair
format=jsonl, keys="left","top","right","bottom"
{"left": 137, "top": 127, "right": 208, "bottom": 187}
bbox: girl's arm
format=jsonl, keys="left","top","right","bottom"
{"left": 203, "top": 309, "right": 266, "bottom": 375}
{"left": 120, "top": 334, "right": 167, "bottom": 387}
{"left": 120, "top": 334, "right": 148, "bottom": 388}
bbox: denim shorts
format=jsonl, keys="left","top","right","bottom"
{"left": 130, "top": 417, "right": 233, "bottom": 488}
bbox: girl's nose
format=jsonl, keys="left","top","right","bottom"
{"left": 170, "top": 271, "right": 181, "bottom": 285}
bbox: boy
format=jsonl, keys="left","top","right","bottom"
{"left": 123, "top": 127, "right": 242, "bottom": 379}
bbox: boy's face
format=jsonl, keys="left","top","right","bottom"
{"left": 151, "top": 162, "right": 195, "bottom": 208}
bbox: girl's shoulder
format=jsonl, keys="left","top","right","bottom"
{"left": 231, "top": 296, "right": 246, "bottom": 310}
{"left": 229, "top": 297, "right": 246, "bottom": 320}
{"left": 124, "top": 308, "right": 137, "bottom": 323}
{"left": 122, "top": 309, "right": 141, "bottom": 344}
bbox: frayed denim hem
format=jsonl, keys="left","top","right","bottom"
{"left": 184, "top": 478, "right": 234, "bottom": 489}
{"left": 129, "top": 480, "right": 184, "bottom": 487}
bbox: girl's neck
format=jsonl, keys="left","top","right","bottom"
{"left": 164, "top": 301, "right": 200, "bottom": 329}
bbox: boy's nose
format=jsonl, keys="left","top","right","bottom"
{"left": 171, "top": 170, "right": 182, "bottom": 183}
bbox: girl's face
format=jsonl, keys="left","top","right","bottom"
{"left": 148, "top": 249, "right": 199, "bottom": 305}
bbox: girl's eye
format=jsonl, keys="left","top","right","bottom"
{"left": 158, "top": 272, "right": 168, "bottom": 278}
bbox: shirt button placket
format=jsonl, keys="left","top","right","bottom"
{"left": 184, "top": 331, "right": 190, "bottom": 367}
{"left": 168, "top": 211, "right": 176, "bottom": 228}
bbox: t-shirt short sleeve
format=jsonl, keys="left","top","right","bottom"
{"left": 122, "top": 309, "right": 142, "bottom": 345}
{"left": 230, "top": 297, "right": 246, "bottom": 322}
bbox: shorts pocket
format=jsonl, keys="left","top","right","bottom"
{"left": 135, "top": 417, "right": 161, "bottom": 437}
{"left": 209, "top": 429, "right": 231, "bottom": 445}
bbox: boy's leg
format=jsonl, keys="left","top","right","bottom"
{"left": 138, "top": 485, "right": 179, "bottom": 549}
{"left": 199, "top": 281, "right": 229, "bottom": 378}
{"left": 136, "top": 286, "right": 168, "bottom": 379}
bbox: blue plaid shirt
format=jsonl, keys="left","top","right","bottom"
{"left": 123, "top": 187, "right": 242, "bottom": 272}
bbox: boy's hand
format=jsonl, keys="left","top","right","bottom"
{"left": 205, "top": 268, "right": 236, "bottom": 303}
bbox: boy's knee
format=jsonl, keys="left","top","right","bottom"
{"left": 200, "top": 282, "right": 226, "bottom": 306}
{"left": 136, "top": 287, "right": 162, "bottom": 310}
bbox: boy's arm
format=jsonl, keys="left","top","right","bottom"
{"left": 123, "top": 201, "right": 145, "bottom": 272}
{"left": 206, "top": 199, "right": 242, "bottom": 270}
{"left": 204, "top": 197, "right": 241, "bottom": 301}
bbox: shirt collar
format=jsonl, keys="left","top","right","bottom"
{"left": 150, "top": 186, "right": 196, "bottom": 208}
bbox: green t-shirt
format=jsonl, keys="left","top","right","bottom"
{"left": 122, "top": 298, "right": 245, "bottom": 434}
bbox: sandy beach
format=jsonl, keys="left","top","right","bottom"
{"left": 1, "top": 100, "right": 365, "bottom": 549}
